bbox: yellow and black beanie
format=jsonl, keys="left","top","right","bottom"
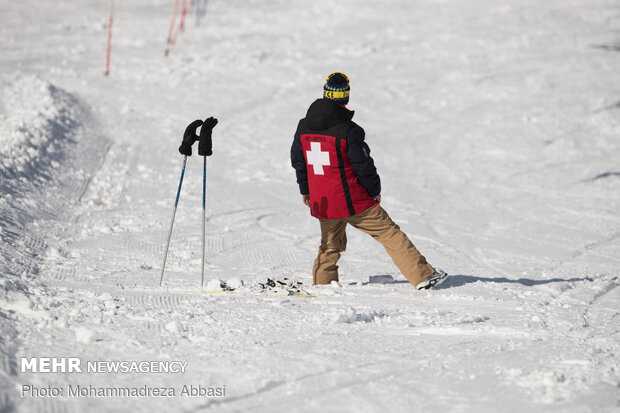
{"left": 323, "top": 72, "right": 350, "bottom": 105}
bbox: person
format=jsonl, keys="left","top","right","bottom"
{"left": 290, "top": 72, "right": 447, "bottom": 290}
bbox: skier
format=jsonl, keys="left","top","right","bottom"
{"left": 290, "top": 72, "right": 447, "bottom": 290}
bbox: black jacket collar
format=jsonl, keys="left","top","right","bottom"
{"left": 305, "top": 98, "right": 354, "bottom": 131}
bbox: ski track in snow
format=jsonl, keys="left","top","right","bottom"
{"left": 1, "top": 0, "right": 620, "bottom": 412}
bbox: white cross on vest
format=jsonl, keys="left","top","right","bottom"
{"left": 306, "top": 142, "right": 331, "bottom": 175}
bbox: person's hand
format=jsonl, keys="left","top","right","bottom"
{"left": 178, "top": 119, "right": 203, "bottom": 156}
{"left": 302, "top": 195, "right": 311, "bottom": 208}
{"left": 374, "top": 194, "right": 381, "bottom": 203}
{"left": 198, "top": 117, "right": 218, "bottom": 156}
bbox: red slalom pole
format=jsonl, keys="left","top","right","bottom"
{"left": 165, "top": 0, "right": 180, "bottom": 56}
{"left": 178, "top": 0, "right": 189, "bottom": 35}
{"left": 105, "top": 0, "right": 115, "bottom": 76}
{"left": 171, "top": 0, "right": 188, "bottom": 49}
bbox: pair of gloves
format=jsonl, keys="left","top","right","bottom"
{"left": 178, "top": 117, "right": 218, "bottom": 156}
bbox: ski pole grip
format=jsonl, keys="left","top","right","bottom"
{"left": 198, "top": 117, "right": 217, "bottom": 156}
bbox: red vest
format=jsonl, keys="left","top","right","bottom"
{"left": 301, "top": 133, "right": 376, "bottom": 219}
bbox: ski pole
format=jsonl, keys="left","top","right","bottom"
{"left": 201, "top": 155, "right": 206, "bottom": 286}
{"left": 171, "top": 0, "right": 188, "bottom": 49}
{"left": 160, "top": 155, "right": 188, "bottom": 286}
{"left": 165, "top": 0, "right": 180, "bottom": 56}
{"left": 104, "top": 0, "right": 115, "bottom": 75}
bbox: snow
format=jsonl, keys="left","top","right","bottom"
{"left": 74, "top": 327, "right": 96, "bottom": 344}
{"left": 1, "top": 0, "right": 619, "bottom": 412}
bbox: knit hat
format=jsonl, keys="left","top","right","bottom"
{"left": 323, "top": 72, "right": 350, "bottom": 104}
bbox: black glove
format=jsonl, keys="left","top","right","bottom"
{"left": 198, "top": 117, "right": 218, "bottom": 156}
{"left": 178, "top": 119, "right": 203, "bottom": 156}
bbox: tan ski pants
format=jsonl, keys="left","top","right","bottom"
{"left": 312, "top": 204, "right": 435, "bottom": 288}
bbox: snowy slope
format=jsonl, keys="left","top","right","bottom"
{"left": 1, "top": 0, "right": 619, "bottom": 412}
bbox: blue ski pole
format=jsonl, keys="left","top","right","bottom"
{"left": 160, "top": 155, "right": 188, "bottom": 286}
{"left": 201, "top": 156, "right": 207, "bottom": 286}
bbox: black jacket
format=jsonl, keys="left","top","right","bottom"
{"left": 290, "top": 98, "right": 381, "bottom": 197}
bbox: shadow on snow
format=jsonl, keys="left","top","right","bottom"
{"left": 366, "top": 274, "right": 594, "bottom": 289}
{"left": 435, "top": 274, "right": 593, "bottom": 289}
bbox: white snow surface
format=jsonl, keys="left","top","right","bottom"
{"left": 1, "top": 0, "right": 619, "bottom": 412}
